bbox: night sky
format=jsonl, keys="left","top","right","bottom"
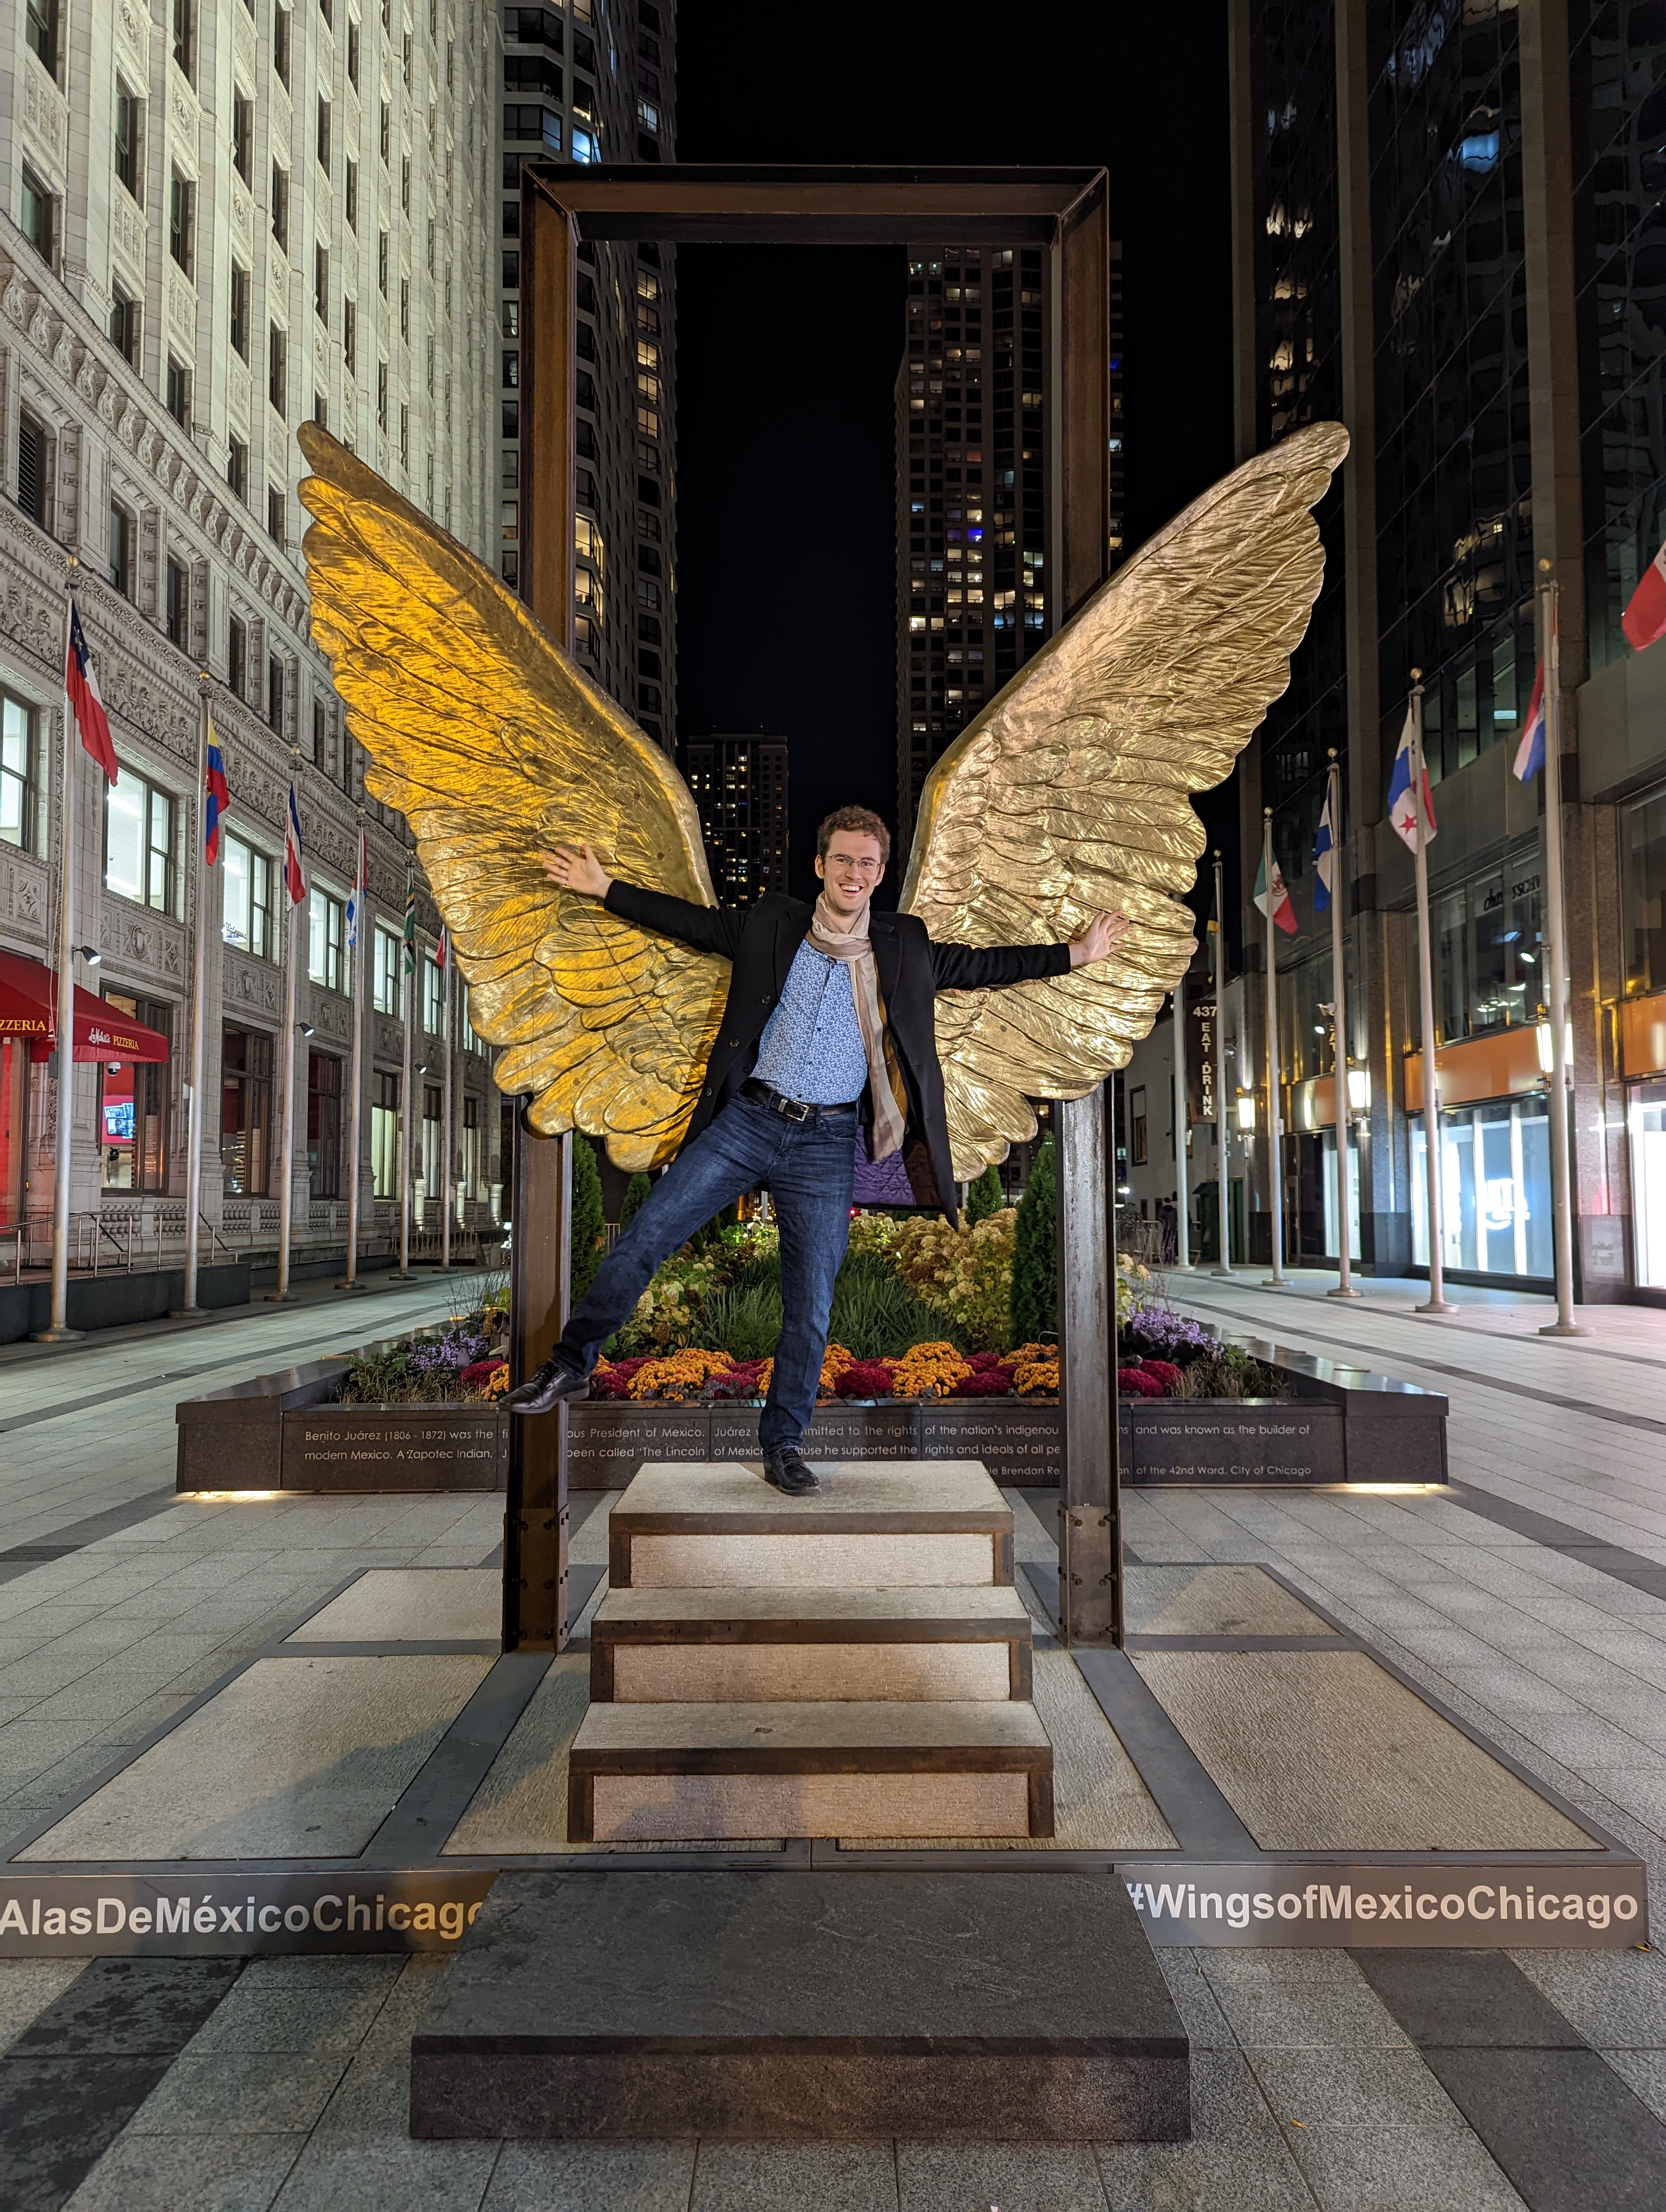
{"left": 672, "top": 2, "right": 1236, "bottom": 908}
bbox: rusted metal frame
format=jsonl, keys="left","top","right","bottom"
{"left": 508, "top": 163, "right": 1117, "bottom": 1655}
{"left": 503, "top": 168, "right": 579, "bottom": 1654}
{"left": 1052, "top": 171, "right": 1122, "bottom": 1648}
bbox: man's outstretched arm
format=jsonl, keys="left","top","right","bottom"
{"left": 928, "top": 910, "right": 1129, "bottom": 992}
{"left": 543, "top": 841, "right": 746, "bottom": 962}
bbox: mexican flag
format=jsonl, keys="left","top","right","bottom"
{"left": 1254, "top": 850, "right": 1297, "bottom": 935}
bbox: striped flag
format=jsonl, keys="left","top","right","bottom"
{"left": 402, "top": 864, "right": 417, "bottom": 974}
{"left": 1624, "top": 533, "right": 1666, "bottom": 653}
{"left": 66, "top": 600, "right": 118, "bottom": 783}
{"left": 204, "top": 728, "right": 229, "bottom": 864}
{"left": 1253, "top": 848, "right": 1297, "bottom": 935}
{"left": 344, "top": 827, "right": 368, "bottom": 949}
{"left": 1514, "top": 656, "right": 1547, "bottom": 782}
{"left": 436, "top": 924, "right": 448, "bottom": 969}
{"left": 283, "top": 781, "right": 307, "bottom": 905}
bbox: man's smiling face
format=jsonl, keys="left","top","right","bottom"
{"left": 816, "top": 833, "right": 887, "bottom": 917}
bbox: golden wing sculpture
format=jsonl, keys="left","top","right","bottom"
{"left": 901, "top": 419, "right": 1349, "bottom": 1179}
{"left": 296, "top": 423, "right": 727, "bottom": 1168}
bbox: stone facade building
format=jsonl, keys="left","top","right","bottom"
{"left": 0, "top": 0, "right": 503, "bottom": 1276}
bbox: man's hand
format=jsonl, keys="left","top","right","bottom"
{"left": 1067, "top": 910, "right": 1127, "bottom": 969}
{"left": 542, "top": 841, "right": 612, "bottom": 901}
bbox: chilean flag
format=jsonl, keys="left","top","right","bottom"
{"left": 204, "top": 729, "right": 230, "bottom": 863}
{"left": 1514, "top": 656, "right": 1547, "bottom": 782}
{"left": 283, "top": 781, "right": 307, "bottom": 906}
{"left": 1623, "top": 536, "right": 1666, "bottom": 652}
{"left": 1387, "top": 707, "right": 1437, "bottom": 851}
{"left": 66, "top": 600, "right": 118, "bottom": 783}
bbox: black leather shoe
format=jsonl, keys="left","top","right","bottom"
{"left": 762, "top": 1447, "right": 820, "bottom": 1496}
{"left": 503, "top": 1358, "right": 589, "bottom": 1416}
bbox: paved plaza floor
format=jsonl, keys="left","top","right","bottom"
{"left": 4, "top": 1270, "right": 1666, "bottom": 2207}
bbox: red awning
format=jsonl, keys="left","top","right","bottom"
{"left": 0, "top": 949, "right": 170, "bottom": 1064}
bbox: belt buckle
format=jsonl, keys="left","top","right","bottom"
{"left": 784, "top": 1095, "right": 812, "bottom": 1122}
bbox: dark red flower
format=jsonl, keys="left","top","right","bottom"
{"left": 1140, "top": 1359, "right": 1183, "bottom": 1394}
{"left": 835, "top": 1360, "right": 898, "bottom": 1399}
{"left": 950, "top": 1367, "right": 1017, "bottom": 1398}
{"left": 1117, "top": 1366, "right": 1165, "bottom": 1398}
{"left": 459, "top": 1359, "right": 508, "bottom": 1385}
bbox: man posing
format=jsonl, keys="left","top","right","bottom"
{"left": 505, "top": 805, "right": 1125, "bottom": 1495}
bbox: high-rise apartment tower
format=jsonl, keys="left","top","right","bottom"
{"left": 684, "top": 734, "right": 789, "bottom": 900}
{"left": 499, "top": 0, "right": 676, "bottom": 751}
{"left": 895, "top": 240, "right": 1124, "bottom": 846}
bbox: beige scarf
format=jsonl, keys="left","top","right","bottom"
{"left": 808, "top": 893, "right": 909, "bottom": 1160}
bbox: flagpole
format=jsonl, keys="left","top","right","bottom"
{"left": 39, "top": 570, "right": 82, "bottom": 1342}
{"left": 1210, "top": 850, "right": 1234, "bottom": 1275}
{"left": 1325, "top": 751, "right": 1360, "bottom": 1299}
{"left": 178, "top": 679, "right": 210, "bottom": 1314}
{"left": 1409, "top": 673, "right": 1456, "bottom": 1315}
{"left": 399, "top": 853, "right": 414, "bottom": 1277}
{"left": 274, "top": 788, "right": 301, "bottom": 1304}
{"left": 441, "top": 943, "right": 453, "bottom": 1273}
{"left": 343, "top": 821, "right": 366, "bottom": 1291}
{"left": 1171, "top": 983, "right": 1191, "bottom": 1269}
{"left": 1537, "top": 569, "right": 1585, "bottom": 1338}
{"left": 1261, "top": 810, "right": 1289, "bottom": 1287}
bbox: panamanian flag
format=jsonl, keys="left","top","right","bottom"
{"left": 1387, "top": 707, "right": 1437, "bottom": 851}
{"left": 1514, "top": 656, "right": 1547, "bottom": 782}
{"left": 204, "top": 728, "right": 229, "bottom": 864}
{"left": 1624, "top": 534, "right": 1666, "bottom": 652}
{"left": 283, "top": 781, "right": 307, "bottom": 906}
{"left": 345, "top": 828, "right": 367, "bottom": 950}
{"left": 66, "top": 600, "right": 118, "bottom": 783}
{"left": 1254, "top": 848, "right": 1297, "bottom": 935}
{"left": 1313, "top": 779, "right": 1337, "bottom": 913}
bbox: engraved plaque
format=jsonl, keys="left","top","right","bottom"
{"left": 1124, "top": 1401, "right": 1344, "bottom": 1486}
{"left": 920, "top": 1400, "right": 1062, "bottom": 1484}
{"left": 568, "top": 1405, "right": 712, "bottom": 1487}
{"left": 280, "top": 1406, "right": 505, "bottom": 1491}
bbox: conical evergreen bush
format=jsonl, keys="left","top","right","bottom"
{"left": 571, "top": 1137, "right": 606, "bottom": 1304}
{"left": 1008, "top": 1135, "right": 1057, "bottom": 1343}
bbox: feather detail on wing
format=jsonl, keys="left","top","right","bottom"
{"left": 296, "top": 424, "right": 726, "bottom": 1169}
{"left": 901, "top": 421, "right": 1349, "bottom": 1179}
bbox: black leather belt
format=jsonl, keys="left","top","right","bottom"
{"left": 741, "top": 1077, "right": 857, "bottom": 1124}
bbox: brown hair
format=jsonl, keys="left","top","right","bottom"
{"left": 816, "top": 806, "right": 892, "bottom": 863}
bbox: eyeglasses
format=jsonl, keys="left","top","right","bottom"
{"left": 826, "top": 853, "right": 883, "bottom": 873}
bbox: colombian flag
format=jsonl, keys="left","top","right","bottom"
{"left": 204, "top": 730, "right": 230, "bottom": 863}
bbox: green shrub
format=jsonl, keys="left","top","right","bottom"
{"left": 619, "top": 1170, "right": 653, "bottom": 1229}
{"left": 571, "top": 1136, "right": 606, "bottom": 1304}
{"left": 829, "top": 1252, "right": 966, "bottom": 1360}
{"left": 964, "top": 1163, "right": 1004, "bottom": 1225}
{"left": 1009, "top": 1135, "right": 1057, "bottom": 1343}
{"left": 697, "top": 1282, "right": 784, "bottom": 1362}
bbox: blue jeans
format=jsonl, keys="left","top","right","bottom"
{"left": 556, "top": 1095, "right": 857, "bottom": 1454}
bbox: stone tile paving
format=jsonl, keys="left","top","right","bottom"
{"left": 0, "top": 1280, "right": 1663, "bottom": 2203}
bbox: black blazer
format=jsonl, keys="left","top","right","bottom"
{"left": 604, "top": 880, "right": 1073, "bottom": 1214}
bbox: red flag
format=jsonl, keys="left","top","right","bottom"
{"left": 204, "top": 731, "right": 230, "bottom": 864}
{"left": 66, "top": 601, "right": 118, "bottom": 783}
{"left": 1624, "top": 538, "right": 1666, "bottom": 653}
{"left": 283, "top": 782, "right": 307, "bottom": 906}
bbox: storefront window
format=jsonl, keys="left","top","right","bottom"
{"left": 1319, "top": 1127, "right": 1361, "bottom": 1261}
{"left": 422, "top": 1080, "right": 443, "bottom": 1198}
{"left": 460, "top": 1093, "right": 479, "bottom": 1204}
{"left": 371, "top": 1069, "right": 400, "bottom": 1197}
{"left": 307, "top": 1050, "right": 342, "bottom": 1198}
{"left": 100, "top": 993, "right": 172, "bottom": 1191}
{"left": 0, "top": 1039, "right": 26, "bottom": 1224}
{"left": 1623, "top": 785, "right": 1666, "bottom": 996}
{"left": 1411, "top": 843, "right": 1544, "bottom": 1044}
{"left": 222, "top": 835, "right": 274, "bottom": 958}
{"left": 1411, "top": 1096, "right": 1552, "bottom": 1280}
{"left": 221, "top": 1025, "right": 273, "bottom": 1195}
{"left": 1628, "top": 1079, "right": 1666, "bottom": 1287}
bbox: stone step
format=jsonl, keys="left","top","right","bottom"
{"left": 410, "top": 1868, "right": 1190, "bottom": 2145}
{"left": 590, "top": 1585, "right": 1035, "bottom": 1704}
{"left": 607, "top": 1460, "right": 1015, "bottom": 1591}
{"left": 566, "top": 1699, "right": 1054, "bottom": 1842}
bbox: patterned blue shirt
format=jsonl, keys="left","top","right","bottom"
{"left": 749, "top": 937, "right": 871, "bottom": 1105}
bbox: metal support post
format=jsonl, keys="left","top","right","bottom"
{"left": 1056, "top": 1089, "right": 1122, "bottom": 1648}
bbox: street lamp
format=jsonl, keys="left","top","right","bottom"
{"left": 1347, "top": 1064, "right": 1371, "bottom": 1117}
{"left": 1235, "top": 1090, "right": 1258, "bottom": 1133}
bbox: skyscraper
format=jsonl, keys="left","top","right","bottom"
{"left": 685, "top": 735, "right": 789, "bottom": 899}
{"left": 1226, "top": 0, "right": 1666, "bottom": 1302}
{"left": 1, "top": 0, "right": 502, "bottom": 1257}
{"left": 895, "top": 240, "right": 1124, "bottom": 847}
{"left": 499, "top": 0, "right": 677, "bottom": 753}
